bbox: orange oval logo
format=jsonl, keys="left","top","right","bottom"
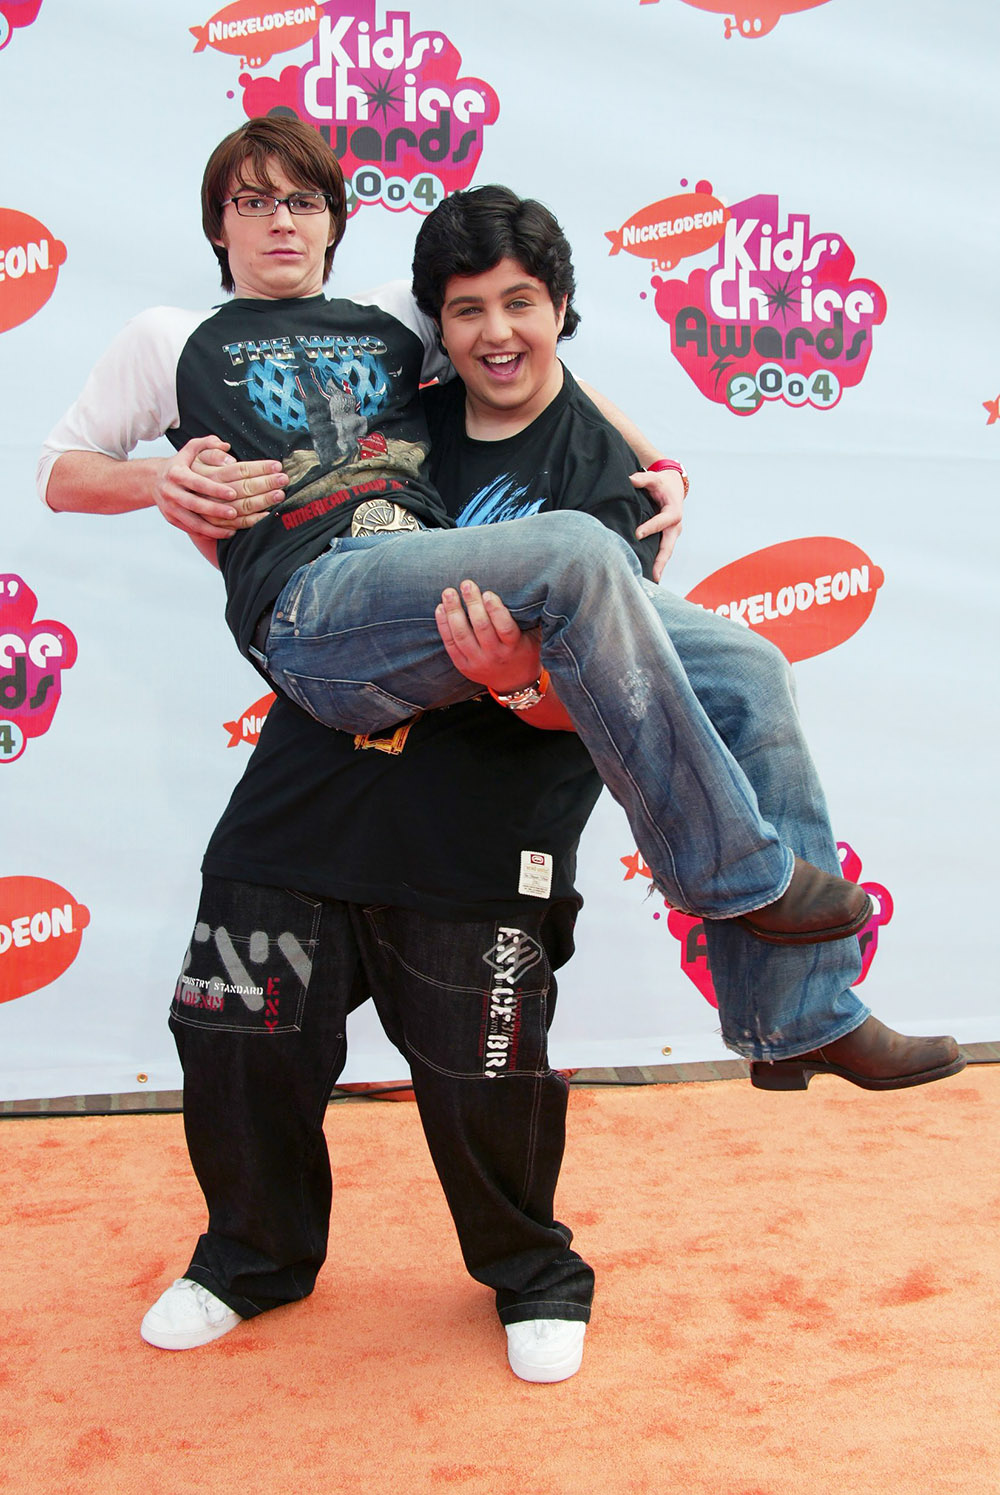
{"left": 223, "top": 690, "right": 276, "bottom": 748}
{"left": 0, "top": 876, "right": 90, "bottom": 1004}
{"left": 0, "top": 209, "right": 67, "bottom": 333}
{"left": 606, "top": 186, "right": 729, "bottom": 271}
{"left": 686, "top": 537, "right": 885, "bottom": 662}
{"left": 676, "top": 0, "right": 831, "bottom": 39}
{"left": 190, "top": 1, "right": 322, "bottom": 65}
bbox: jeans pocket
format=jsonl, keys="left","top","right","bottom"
{"left": 275, "top": 554, "right": 327, "bottom": 628}
{"left": 171, "top": 880, "right": 322, "bottom": 1035}
{"left": 274, "top": 669, "right": 420, "bottom": 735}
{"left": 364, "top": 911, "right": 553, "bottom": 1079}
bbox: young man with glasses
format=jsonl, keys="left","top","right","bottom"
{"left": 38, "top": 120, "right": 963, "bottom": 1381}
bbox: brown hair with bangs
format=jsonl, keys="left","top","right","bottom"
{"left": 201, "top": 114, "right": 348, "bottom": 293}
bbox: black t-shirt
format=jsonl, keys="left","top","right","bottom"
{"left": 40, "top": 286, "right": 452, "bottom": 658}
{"left": 202, "top": 364, "right": 658, "bottom": 920}
{"left": 183, "top": 295, "right": 451, "bottom": 654}
{"left": 423, "top": 365, "right": 659, "bottom": 553}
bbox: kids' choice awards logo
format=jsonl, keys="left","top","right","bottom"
{"left": 0, "top": 876, "right": 91, "bottom": 1005}
{"left": 640, "top": 0, "right": 831, "bottom": 40}
{"left": 686, "top": 537, "right": 884, "bottom": 663}
{"left": 613, "top": 186, "right": 886, "bottom": 416}
{"left": 0, "top": 0, "right": 44, "bottom": 52}
{"left": 0, "top": 208, "right": 66, "bottom": 333}
{"left": 0, "top": 576, "right": 77, "bottom": 764}
{"left": 622, "top": 843, "right": 891, "bottom": 1008}
{"left": 197, "top": 0, "right": 500, "bottom": 220}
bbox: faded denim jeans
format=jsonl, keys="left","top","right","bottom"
{"left": 259, "top": 510, "right": 867, "bottom": 1060}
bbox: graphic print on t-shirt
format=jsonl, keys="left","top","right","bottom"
{"left": 216, "top": 328, "right": 426, "bottom": 509}
{"left": 454, "top": 474, "right": 546, "bottom": 528}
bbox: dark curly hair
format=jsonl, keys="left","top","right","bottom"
{"left": 412, "top": 186, "right": 580, "bottom": 339}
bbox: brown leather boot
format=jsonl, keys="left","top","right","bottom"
{"left": 749, "top": 1016, "right": 966, "bottom": 1091}
{"left": 735, "top": 857, "right": 872, "bottom": 945}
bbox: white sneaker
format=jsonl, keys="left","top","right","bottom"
{"left": 505, "top": 1319, "right": 586, "bottom": 1383}
{"left": 140, "top": 1278, "right": 243, "bottom": 1351}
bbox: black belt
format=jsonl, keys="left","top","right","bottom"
{"left": 251, "top": 607, "right": 273, "bottom": 657}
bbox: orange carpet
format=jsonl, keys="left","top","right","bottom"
{"left": 2, "top": 1070, "right": 997, "bottom": 1495}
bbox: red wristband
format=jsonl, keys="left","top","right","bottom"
{"left": 646, "top": 458, "right": 689, "bottom": 500}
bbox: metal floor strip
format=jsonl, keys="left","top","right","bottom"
{"left": 3, "top": 1043, "right": 997, "bottom": 1116}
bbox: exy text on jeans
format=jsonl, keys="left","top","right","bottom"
{"left": 480, "top": 926, "right": 542, "bottom": 1077}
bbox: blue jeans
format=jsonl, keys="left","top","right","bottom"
{"left": 260, "top": 510, "right": 868, "bottom": 1060}
{"left": 655, "top": 592, "right": 867, "bottom": 1059}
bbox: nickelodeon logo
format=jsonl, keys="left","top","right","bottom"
{"left": 190, "top": 1, "right": 321, "bottom": 65}
{"left": 686, "top": 538, "right": 884, "bottom": 663}
{"left": 0, "top": 209, "right": 67, "bottom": 333}
{"left": 606, "top": 183, "right": 729, "bottom": 272}
{"left": 641, "top": 0, "right": 831, "bottom": 40}
{"left": 0, "top": 877, "right": 90, "bottom": 1004}
{"left": 224, "top": 691, "right": 276, "bottom": 747}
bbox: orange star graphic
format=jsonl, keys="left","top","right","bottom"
{"left": 984, "top": 395, "right": 1000, "bottom": 425}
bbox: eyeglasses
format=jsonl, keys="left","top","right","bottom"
{"left": 221, "top": 192, "right": 331, "bottom": 217}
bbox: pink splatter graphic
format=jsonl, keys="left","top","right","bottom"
{"left": 0, "top": 576, "right": 77, "bottom": 765}
{"left": 624, "top": 840, "right": 892, "bottom": 1008}
{"left": 648, "top": 192, "right": 886, "bottom": 415}
{"left": 235, "top": 2, "right": 499, "bottom": 218}
{"left": 0, "top": 1, "right": 44, "bottom": 53}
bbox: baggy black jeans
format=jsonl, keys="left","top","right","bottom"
{"left": 169, "top": 877, "right": 594, "bottom": 1326}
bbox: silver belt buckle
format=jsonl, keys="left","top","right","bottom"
{"left": 351, "top": 498, "right": 423, "bottom": 537}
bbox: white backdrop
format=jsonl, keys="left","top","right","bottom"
{"left": 2, "top": 0, "right": 998, "bottom": 1100}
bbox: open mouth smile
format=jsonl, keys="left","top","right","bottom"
{"left": 480, "top": 352, "right": 525, "bottom": 378}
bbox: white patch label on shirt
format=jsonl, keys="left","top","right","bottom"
{"left": 519, "top": 850, "right": 553, "bottom": 899}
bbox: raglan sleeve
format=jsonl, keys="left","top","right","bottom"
{"left": 36, "top": 306, "right": 197, "bottom": 507}
{"left": 352, "top": 279, "right": 455, "bottom": 386}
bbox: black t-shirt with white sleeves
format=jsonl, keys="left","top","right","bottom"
{"left": 38, "top": 285, "right": 452, "bottom": 657}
